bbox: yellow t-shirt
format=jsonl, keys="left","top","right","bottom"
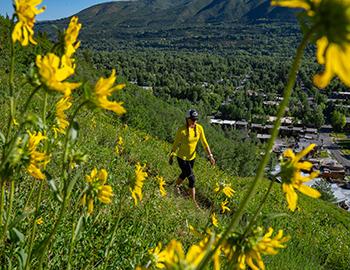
{"left": 171, "top": 123, "right": 209, "bottom": 161}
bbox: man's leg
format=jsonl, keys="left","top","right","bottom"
{"left": 175, "top": 177, "right": 184, "bottom": 194}
{"left": 175, "top": 158, "right": 188, "bottom": 194}
{"left": 190, "top": 187, "right": 200, "bottom": 209}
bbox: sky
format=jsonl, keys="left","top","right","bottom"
{"left": 0, "top": 0, "right": 124, "bottom": 21}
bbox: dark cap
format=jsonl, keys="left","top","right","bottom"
{"left": 186, "top": 109, "right": 199, "bottom": 120}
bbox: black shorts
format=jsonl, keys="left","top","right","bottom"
{"left": 177, "top": 157, "right": 196, "bottom": 188}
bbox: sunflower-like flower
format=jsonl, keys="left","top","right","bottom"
{"left": 82, "top": 168, "right": 113, "bottom": 214}
{"left": 150, "top": 239, "right": 207, "bottom": 269}
{"left": 64, "top": 16, "right": 81, "bottom": 58}
{"left": 27, "top": 131, "right": 50, "bottom": 180}
{"left": 156, "top": 175, "right": 167, "bottom": 197}
{"left": 52, "top": 97, "right": 72, "bottom": 137}
{"left": 149, "top": 243, "right": 168, "bottom": 269}
{"left": 130, "top": 163, "right": 148, "bottom": 205}
{"left": 92, "top": 69, "right": 126, "bottom": 115}
{"left": 36, "top": 53, "right": 81, "bottom": 96}
{"left": 221, "top": 200, "right": 231, "bottom": 213}
{"left": 223, "top": 227, "right": 290, "bottom": 270}
{"left": 150, "top": 233, "right": 221, "bottom": 270}
{"left": 279, "top": 144, "right": 320, "bottom": 211}
{"left": 214, "top": 182, "right": 235, "bottom": 198}
{"left": 271, "top": 0, "right": 350, "bottom": 88}
{"left": 12, "top": 0, "right": 46, "bottom": 46}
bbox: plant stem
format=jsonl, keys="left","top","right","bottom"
{"left": 196, "top": 27, "right": 315, "bottom": 270}
{"left": 42, "top": 92, "right": 48, "bottom": 126}
{"left": 24, "top": 181, "right": 37, "bottom": 210}
{"left": 103, "top": 197, "right": 124, "bottom": 264}
{"left": 37, "top": 184, "right": 70, "bottom": 269}
{"left": 37, "top": 172, "right": 81, "bottom": 269}
{"left": 25, "top": 88, "right": 50, "bottom": 268}
{"left": 66, "top": 217, "right": 77, "bottom": 270}
{"left": 67, "top": 225, "right": 75, "bottom": 270}
{"left": 5, "top": 23, "right": 16, "bottom": 140}
{"left": 0, "top": 180, "right": 4, "bottom": 227}
{"left": 62, "top": 101, "right": 89, "bottom": 168}
{"left": 242, "top": 178, "right": 275, "bottom": 238}
{"left": 37, "top": 101, "right": 88, "bottom": 268}
{"left": 25, "top": 180, "right": 44, "bottom": 270}
{"left": 2, "top": 180, "right": 15, "bottom": 244}
{"left": 21, "top": 85, "right": 42, "bottom": 116}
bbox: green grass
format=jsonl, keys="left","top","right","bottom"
{"left": 319, "top": 150, "right": 330, "bottom": 158}
{"left": 0, "top": 18, "right": 349, "bottom": 268}
{"left": 331, "top": 132, "right": 348, "bottom": 139}
{"left": 1, "top": 87, "right": 350, "bottom": 270}
{"left": 40, "top": 110, "right": 350, "bottom": 269}
{"left": 341, "top": 149, "right": 350, "bottom": 155}
{"left": 337, "top": 139, "right": 350, "bottom": 149}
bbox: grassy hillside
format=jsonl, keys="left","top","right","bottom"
{"left": 1, "top": 15, "right": 350, "bottom": 270}
{"left": 1, "top": 82, "right": 349, "bottom": 268}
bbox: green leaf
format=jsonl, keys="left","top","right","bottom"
{"left": 17, "top": 248, "right": 28, "bottom": 270}
{"left": 6, "top": 255, "right": 13, "bottom": 270}
{"left": 73, "top": 215, "right": 85, "bottom": 241}
{"left": 25, "top": 113, "right": 44, "bottom": 130}
{"left": 9, "top": 208, "right": 35, "bottom": 229}
{"left": 68, "top": 121, "right": 79, "bottom": 142}
{"left": 47, "top": 173, "right": 63, "bottom": 203}
{"left": 0, "top": 130, "right": 5, "bottom": 144}
{"left": 265, "top": 213, "right": 289, "bottom": 220}
{"left": 9, "top": 227, "right": 25, "bottom": 243}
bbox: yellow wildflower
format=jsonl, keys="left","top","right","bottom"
{"left": 12, "top": 118, "right": 19, "bottom": 126}
{"left": 36, "top": 217, "right": 43, "bottom": 225}
{"left": 271, "top": 0, "right": 350, "bottom": 88}
{"left": 221, "top": 200, "right": 231, "bottom": 213}
{"left": 160, "top": 239, "right": 206, "bottom": 269}
{"left": 149, "top": 243, "right": 167, "bottom": 269}
{"left": 156, "top": 176, "right": 167, "bottom": 197}
{"left": 36, "top": 53, "right": 81, "bottom": 96}
{"left": 53, "top": 97, "right": 72, "bottom": 137}
{"left": 152, "top": 236, "right": 220, "bottom": 270}
{"left": 280, "top": 144, "right": 320, "bottom": 211}
{"left": 188, "top": 224, "right": 203, "bottom": 238}
{"left": 223, "top": 227, "right": 290, "bottom": 270}
{"left": 83, "top": 168, "right": 113, "bottom": 214}
{"left": 130, "top": 163, "right": 148, "bottom": 205}
{"left": 12, "top": 0, "right": 45, "bottom": 46}
{"left": 117, "top": 136, "right": 123, "bottom": 146}
{"left": 92, "top": 69, "right": 126, "bottom": 115}
{"left": 115, "top": 136, "right": 124, "bottom": 155}
{"left": 27, "top": 131, "right": 50, "bottom": 180}
{"left": 211, "top": 213, "right": 219, "bottom": 228}
{"left": 64, "top": 16, "right": 81, "bottom": 58}
{"left": 215, "top": 182, "right": 235, "bottom": 198}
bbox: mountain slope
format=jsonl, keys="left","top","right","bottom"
{"left": 40, "top": 0, "right": 295, "bottom": 31}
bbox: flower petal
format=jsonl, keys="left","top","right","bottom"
{"left": 297, "top": 184, "right": 321, "bottom": 198}
{"left": 282, "top": 183, "right": 298, "bottom": 211}
{"left": 295, "top": 144, "right": 315, "bottom": 162}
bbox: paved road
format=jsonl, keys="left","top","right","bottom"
{"left": 319, "top": 132, "right": 350, "bottom": 169}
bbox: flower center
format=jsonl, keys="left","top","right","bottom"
{"left": 316, "top": 0, "right": 350, "bottom": 45}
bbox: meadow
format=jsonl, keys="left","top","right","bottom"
{"left": 1, "top": 1, "right": 350, "bottom": 269}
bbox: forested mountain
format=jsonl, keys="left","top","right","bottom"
{"left": 74, "top": 0, "right": 295, "bottom": 26}
{"left": 39, "top": 0, "right": 296, "bottom": 32}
